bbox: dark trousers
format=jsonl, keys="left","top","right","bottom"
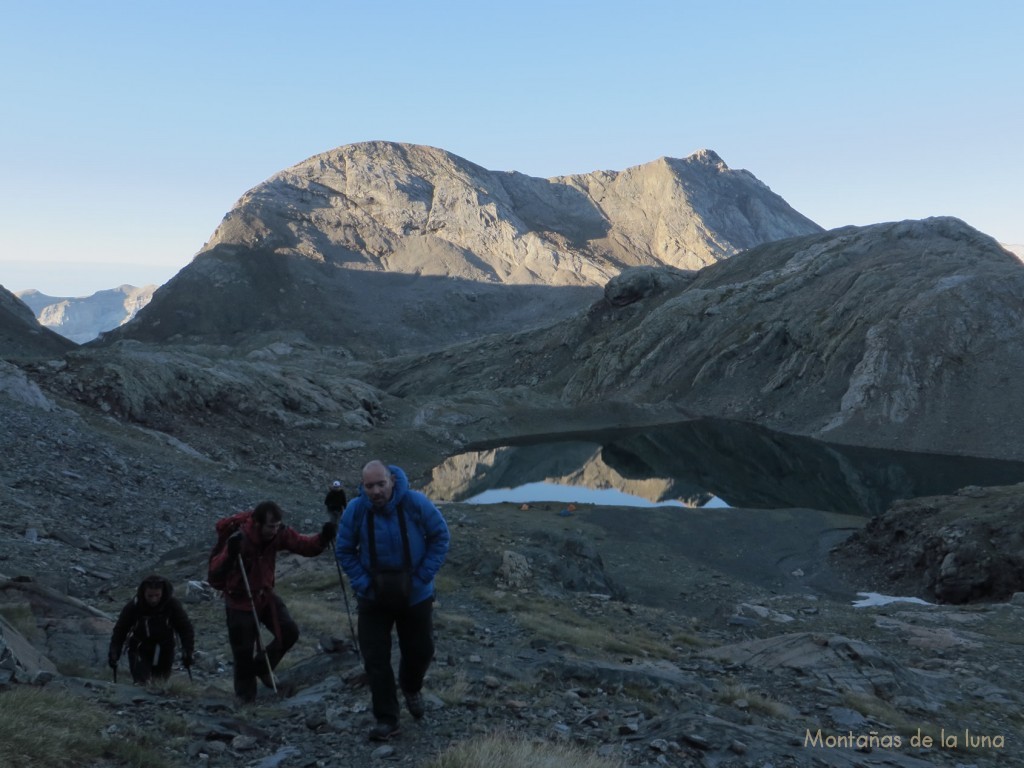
{"left": 358, "top": 597, "right": 435, "bottom": 725}
{"left": 226, "top": 593, "right": 299, "bottom": 701}
{"left": 128, "top": 639, "right": 174, "bottom": 683}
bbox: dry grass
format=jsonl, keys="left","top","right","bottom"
{"left": 424, "top": 731, "right": 623, "bottom": 768}
{"left": 488, "top": 593, "right": 677, "bottom": 658}
{"left": 840, "top": 691, "right": 923, "bottom": 733}
{"left": 434, "top": 609, "right": 479, "bottom": 636}
{"left": 430, "top": 667, "right": 472, "bottom": 705}
{"left": 0, "top": 686, "right": 178, "bottom": 768}
{"left": 714, "top": 681, "right": 797, "bottom": 719}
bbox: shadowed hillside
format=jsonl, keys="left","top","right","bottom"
{"left": 374, "top": 217, "right": 1024, "bottom": 462}
{"left": 0, "top": 285, "right": 77, "bottom": 359}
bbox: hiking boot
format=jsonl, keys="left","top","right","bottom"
{"left": 257, "top": 668, "right": 275, "bottom": 689}
{"left": 403, "top": 690, "right": 426, "bottom": 719}
{"left": 368, "top": 720, "right": 400, "bottom": 741}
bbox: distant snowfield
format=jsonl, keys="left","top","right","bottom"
{"left": 851, "top": 592, "right": 933, "bottom": 608}
{"left": 465, "top": 481, "right": 729, "bottom": 509}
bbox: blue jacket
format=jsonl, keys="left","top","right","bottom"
{"left": 335, "top": 465, "right": 450, "bottom": 605}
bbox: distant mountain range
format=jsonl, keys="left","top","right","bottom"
{"left": 7, "top": 141, "right": 1023, "bottom": 350}
{"left": 15, "top": 285, "right": 157, "bottom": 344}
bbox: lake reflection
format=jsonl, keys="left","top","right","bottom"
{"left": 426, "top": 418, "right": 1024, "bottom": 516}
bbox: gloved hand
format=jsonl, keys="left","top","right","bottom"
{"left": 182, "top": 651, "right": 193, "bottom": 669}
{"left": 107, "top": 650, "right": 119, "bottom": 669}
{"left": 226, "top": 529, "right": 244, "bottom": 556}
{"left": 320, "top": 520, "right": 337, "bottom": 545}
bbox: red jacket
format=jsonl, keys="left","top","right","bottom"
{"left": 209, "top": 515, "right": 326, "bottom": 611}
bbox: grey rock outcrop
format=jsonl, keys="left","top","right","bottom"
{"left": 100, "top": 142, "right": 821, "bottom": 356}
{"left": 17, "top": 285, "right": 156, "bottom": 344}
{"left": 0, "top": 613, "right": 58, "bottom": 686}
{"left": 833, "top": 482, "right": 1024, "bottom": 603}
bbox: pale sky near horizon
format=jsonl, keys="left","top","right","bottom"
{"left": 2, "top": 1, "right": 1021, "bottom": 297}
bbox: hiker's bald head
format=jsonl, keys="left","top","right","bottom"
{"left": 362, "top": 461, "right": 394, "bottom": 509}
{"left": 363, "top": 460, "right": 388, "bottom": 476}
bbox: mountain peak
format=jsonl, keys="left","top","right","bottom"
{"left": 688, "top": 148, "right": 727, "bottom": 167}
{"left": 104, "top": 143, "right": 822, "bottom": 354}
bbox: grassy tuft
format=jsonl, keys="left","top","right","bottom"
{"left": 424, "top": 732, "right": 623, "bottom": 768}
{"left": 841, "top": 691, "right": 921, "bottom": 733}
{"left": 714, "top": 681, "right": 796, "bottom": 719}
{"left": 0, "top": 686, "right": 177, "bottom": 768}
{"left": 473, "top": 589, "right": 677, "bottom": 658}
{"left": 431, "top": 667, "right": 472, "bottom": 706}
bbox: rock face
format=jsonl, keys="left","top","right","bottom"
{"left": 380, "top": 217, "right": 1024, "bottom": 462}
{"left": 16, "top": 285, "right": 156, "bottom": 344}
{"left": 832, "top": 483, "right": 1024, "bottom": 603}
{"left": 563, "top": 218, "right": 1024, "bottom": 460}
{"left": 100, "top": 142, "right": 821, "bottom": 356}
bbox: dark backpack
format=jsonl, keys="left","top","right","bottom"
{"left": 206, "top": 510, "right": 252, "bottom": 591}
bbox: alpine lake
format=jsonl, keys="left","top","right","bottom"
{"left": 425, "top": 418, "right": 1024, "bottom": 516}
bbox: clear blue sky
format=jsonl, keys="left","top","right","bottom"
{"left": 2, "top": 1, "right": 1021, "bottom": 296}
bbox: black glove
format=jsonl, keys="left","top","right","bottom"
{"left": 108, "top": 650, "right": 119, "bottom": 669}
{"left": 182, "top": 651, "right": 193, "bottom": 669}
{"left": 226, "top": 529, "right": 243, "bottom": 556}
{"left": 320, "top": 521, "right": 337, "bottom": 545}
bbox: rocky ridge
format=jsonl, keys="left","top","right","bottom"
{"left": 97, "top": 143, "right": 821, "bottom": 357}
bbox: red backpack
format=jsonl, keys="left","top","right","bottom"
{"left": 206, "top": 510, "right": 252, "bottom": 590}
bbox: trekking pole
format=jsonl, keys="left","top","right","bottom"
{"left": 327, "top": 507, "right": 360, "bottom": 659}
{"left": 334, "top": 558, "right": 360, "bottom": 659}
{"left": 237, "top": 555, "right": 278, "bottom": 694}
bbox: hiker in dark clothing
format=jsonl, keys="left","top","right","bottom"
{"left": 336, "top": 460, "right": 450, "bottom": 741}
{"left": 108, "top": 574, "right": 195, "bottom": 684}
{"left": 324, "top": 479, "right": 348, "bottom": 520}
{"left": 207, "top": 500, "right": 335, "bottom": 703}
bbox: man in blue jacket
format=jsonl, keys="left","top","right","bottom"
{"left": 336, "top": 460, "right": 451, "bottom": 741}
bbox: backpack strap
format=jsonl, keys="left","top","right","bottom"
{"left": 366, "top": 501, "right": 412, "bottom": 573}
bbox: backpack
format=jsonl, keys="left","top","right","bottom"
{"left": 206, "top": 510, "right": 252, "bottom": 591}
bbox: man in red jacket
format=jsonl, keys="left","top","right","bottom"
{"left": 208, "top": 500, "right": 335, "bottom": 703}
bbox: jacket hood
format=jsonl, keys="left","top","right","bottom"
{"left": 135, "top": 575, "right": 172, "bottom": 604}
